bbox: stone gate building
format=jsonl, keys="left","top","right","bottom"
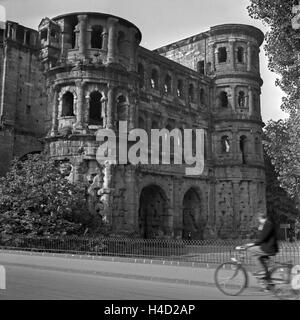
{"left": 0, "top": 12, "right": 266, "bottom": 239}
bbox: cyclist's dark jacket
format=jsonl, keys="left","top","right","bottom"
{"left": 254, "top": 220, "right": 279, "bottom": 255}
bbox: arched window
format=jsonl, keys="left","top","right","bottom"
{"left": 16, "top": 27, "right": 24, "bottom": 43}
{"left": 138, "top": 117, "right": 146, "bottom": 130}
{"left": 61, "top": 92, "right": 75, "bottom": 117}
{"left": 237, "top": 47, "right": 244, "bottom": 63}
{"left": 89, "top": 91, "right": 103, "bottom": 125}
{"left": 253, "top": 94, "right": 260, "bottom": 112}
{"left": 197, "top": 60, "right": 205, "bottom": 74}
{"left": 251, "top": 50, "right": 258, "bottom": 68}
{"left": 164, "top": 74, "right": 172, "bottom": 94}
{"left": 200, "top": 88, "right": 205, "bottom": 105}
{"left": 138, "top": 63, "right": 145, "bottom": 88}
{"left": 70, "top": 17, "right": 78, "bottom": 49}
{"left": 91, "top": 25, "right": 103, "bottom": 49}
{"left": 177, "top": 79, "right": 184, "bottom": 98}
{"left": 117, "top": 31, "right": 126, "bottom": 54}
{"left": 150, "top": 69, "right": 159, "bottom": 89}
{"left": 188, "top": 84, "right": 194, "bottom": 102}
{"left": 40, "top": 29, "right": 48, "bottom": 42}
{"left": 151, "top": 121, "right": 159, "bottom": 130}
{"left": 220, "top": 91, "right": 228, "bottom": 108}
{"left": 218, "top": 47, "right": 227, "bottom": 63}
{"left": 50, "top": 29, "right": 58, "bottom": 43}
{"left": 238, "top": 91, "right": 246, "bottom": 107}
{"left": 117, "top": 95, "right": 127, "bottom": 123}
{"left": 221, "top": 136, "right": 230, "bottom": 153}
{"left": 25, "top": 31, "right": 31, "bottom": 45}
{"left": 240, "top": 135, "right": 247, "bottom": 164}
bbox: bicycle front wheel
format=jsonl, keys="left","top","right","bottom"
{"left": 270, "top": 266, "right": 299, "bottom": 300}
{"left": 214, "top": 262, "right": 248, "bottom": 296}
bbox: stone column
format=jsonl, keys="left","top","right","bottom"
{"left": 229, "top": 40, "right": 235, "bottom": 70}
{"left": 107, "top": 17, "right": 118, "bottom": 63}
{"left": 232, "top": 181, "right": 240, "bottom": 232}
{"left": 128, "top": 93, "right": 137, "bottom": 131}
{"left": 74, "top": 80, "right": 85, "bottom": 130}
{"left": 129, "top": 28, "right": 138, "bottom": 71}
{"left": 248, "top": 86, "right": 253, "bottom": 115}
{"left": 247, "top": 42, "right": 252, "bottom": 71}
{"left": 51, "top": 87, "right": 59, "bottom": 136}
{"left": 232, "top": 128, "right": 239, "bottom": 161}
{"left": 77, "top": 15, "right": 88, "bottom": 58}
{"left": 11, "top": 25, "right": 16, "bottom": 40}
{"left": 7, "top": 23, "right": 11, "bottom": 39}
{"left": 214, "top": 47, "right": 218, "bottom": 70}
{"left": 102, "top": 27, "right": 109, "bottom": 51}
{"left": 106, "top": 85, "right": 115, "bottom": 129}
{"left": 23, "top": 29, "right": 28, "bottom": 45}
{"left": 231, "top": 85, "right": 236, "bottom": 111}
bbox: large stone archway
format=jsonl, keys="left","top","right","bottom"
{"left": 182, "top": 187, "right": 203, "bottom": 240}
{"left": 138, "top": 185, "right": 169, "bottom": 239}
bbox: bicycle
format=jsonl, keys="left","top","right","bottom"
{"left": 214, "top": 245, "right": 300, "bottom": 300}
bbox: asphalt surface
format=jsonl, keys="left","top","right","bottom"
{"left": 0, "top": 250, "right": 275, "bottom": 300}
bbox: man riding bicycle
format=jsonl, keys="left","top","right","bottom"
{"left": 246, "top": 212, "right": 279, "bottom": 287}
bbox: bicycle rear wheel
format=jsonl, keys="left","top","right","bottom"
{"left": 214, "top": 262, "right": 248, "bottom": 296}
{"left": 270, "top": 266, "right": 299, "bottom": 300}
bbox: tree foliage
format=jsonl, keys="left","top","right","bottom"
{"left": 248, "top": 0, "right": 300, "bottom": 203}
{"left": 265, "top": 153, "right": 299, "bottom": 239}
{"left": 0, "top": 154, "right": 102, "bottom": 237}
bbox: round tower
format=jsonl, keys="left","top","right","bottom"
{"left": 208, "top": 24, "right": 266, "bottom": 236}
{"left": 39, "top": 12, "right": 141, "bottom": 225}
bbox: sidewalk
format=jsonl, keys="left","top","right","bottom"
{"left": 0, "top": 249, "right": 259, "bottom": 288}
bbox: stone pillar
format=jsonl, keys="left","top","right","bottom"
{"left": 7, "top": 23, "right": 11, "bottom": 39}
{"left": 232, "top": 181, "right": 240, "bottom": 232}
{"left": 232, "top": 128, "right": 239, "bottom": 161}
{"left": 107, "top": 17, "right": 118, "bottom": 63}
{"left": 129, "top": 28, "right": 137, "bottom": 71}
{"left": 229, "top": 40, "right": 235, "bottom": 70}
{"left": 101, "top": 95, "right": 108, "bottom": 128}
{"left": 102, "top": 27, "right": 108, "bottom": 51}
{"left": 214, "top": 47, "right": 218, "bottom": 70}
{"left": 128, "top": 93, "right": 137, "bottom": 131}
{"left": 106, "top": 85, "right": 115, "bottom": 129}
{"left": 208, "top": 41, "right": 216, "bottom": 72}
{"left": 248, "top": 86, "right": 253, "bottom": 115}
{"left": 99, "top": 161, "right": 115, "bottom": 226}
{"left": 77, "top": 15, "right": 88, "bottom": 58}
{"left": 247, "top": 42, "right": 252, "bottom": 72}
{"left": 11, "top": 24, "right": 16, "bottom": 40}
{"left": 23, "top": 29, "right": 28, "bottom": 45}
{"left": 74, "top": 80, "right": 85, "bottom": 130}
{"left": 51, "top": 87, "right": 59, "bottom": 136}
{"left": 231, "top": 85, "right": 236, "bottom": 111}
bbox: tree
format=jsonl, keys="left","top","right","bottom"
{"left": 0, "top": 154, "right": 102, "bottom": 237}
{"left": 248, "top": 0, "right": 300, "bottom": 204}
{"left": 265, "top": 152, "right": 299, "bottom": 239}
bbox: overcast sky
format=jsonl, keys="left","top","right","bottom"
{"left": 0, "top": 0, "right": 288, "bottom": 123}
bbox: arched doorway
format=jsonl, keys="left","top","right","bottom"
{"left": 138, "top": 185, "right": 169, "bottom": 239}
{"left": 182, "top": 188, "right": 203, "bottom": 240}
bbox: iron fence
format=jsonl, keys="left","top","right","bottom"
{"left": 0, "top": 236, "right": 299, "bottom": 265}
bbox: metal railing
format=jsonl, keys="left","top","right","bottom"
{"left": 0, "top": 236, "right": 299, "bottom": 265}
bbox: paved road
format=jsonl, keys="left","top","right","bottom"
{"left": 0, "top": 264, "right": 275, "bottom": 300}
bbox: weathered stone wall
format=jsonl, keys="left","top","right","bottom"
{"left": 0, "top": 22, "right": 48, "bottom": 175}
